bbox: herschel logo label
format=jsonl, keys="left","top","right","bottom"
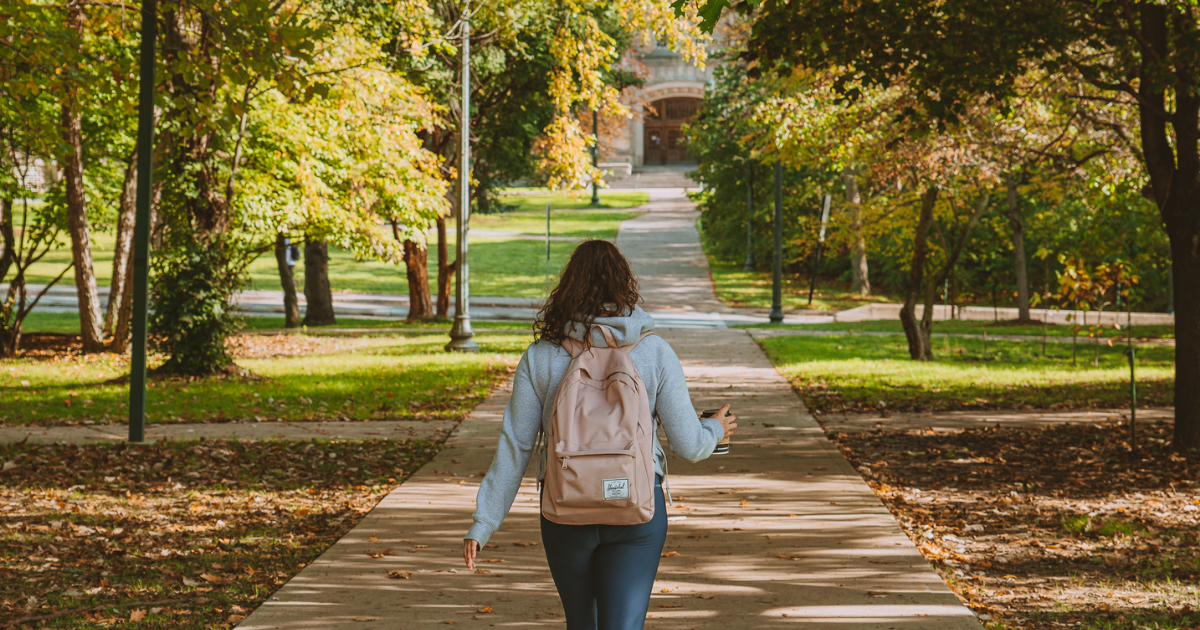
{"left": 602, "top": 478, "right": 630, "bottom": 500}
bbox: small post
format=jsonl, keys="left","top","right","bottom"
{"left": 128, "top": 0, "right": 157, "bottom": 443}
{"left": 769, "top": 157, "right": 784, "bottom": 324}
{"left": 807, "top": 194, "right": 832, "bottom": 306}
{"left": 446, "top": 1, "right": 478, "bottom": 353}
{"left": 1126, "top": 269, "right": 1137, "bottom": 455}
{"left": 546, "top": 202, "right": 551, "bottom": 262}
{"left": 743, "top": 165, "right": 756, "bottom": 271}
{"left": 591, "top": 110, "right": 600, "bottom": 206}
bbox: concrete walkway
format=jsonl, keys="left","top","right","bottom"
{"left": 237, "top": 189, "right": 981, "bottom": 629}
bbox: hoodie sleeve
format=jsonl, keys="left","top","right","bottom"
{"left": 651, "top": 339, "right": 722, "bottom": 462}
{"left": 465, "top": 349, "right": 543, "bottom": 547}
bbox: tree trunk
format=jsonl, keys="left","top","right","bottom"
{"left": 436, "top": 217, "right": 457, "bottom": 318}
{"left": 921, "top": 191, "right": 992, "bottom": 340}
{"left": 302, "top": 240, "right": 336, "bottom": 326}
{"left": 110, "top": 178, "right": 159, "bottom": 355}
{"left": 1171, "top": 235, "right": 1200, "bottom": 451}
{"left": 105, "top": 151, "right": 138, "bottom": 336}
{"left": 61, "top": 95, "right": 104, "bottom": 352}
{"left": 1134, "top": 4, "right": 1198, "bottom": 451}
{"left": 900, "top": 187, "right": 937, "bottom": 361}
{"left": 843, "top": 165, "right": 870, "bottom": 295}
{"left": 274, "top": 233, "right": 301, "bottom": 328}
{"left": 0, "top": 198, "right": 14, "bottom": 283}
{"left": 404, "top": 240, "right": 434, "bottom": 320}
{"left": 109, "top": 257, "right": 136, "bottom": 354}
{"left": 1005, "top": 173, "right": 1031, "bottom": 321}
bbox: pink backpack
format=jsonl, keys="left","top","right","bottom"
{"left": 540, "top": 326, "right": 658, "bottom": 525}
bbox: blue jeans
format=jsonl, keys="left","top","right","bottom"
{"left": 540, "top": 478, "right": 668, "bottom": 630}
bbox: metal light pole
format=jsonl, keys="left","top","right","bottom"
{"left": 769, "top": 157, "right": 784, "bottom": 324}
{"left": 743, "top": 165, "right": 756, "bottom": 271}
{"left": 128, "top": 0, "right": 157, "bottom": 443}
{"left": 590, "top": 110, "right": 600, "bottom": 206}
{"left": 447, "top": 0, "right": 478, "bottom": 352}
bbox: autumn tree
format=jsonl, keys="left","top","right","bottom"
{"left": 690, "top": 0, "right": 1200, "bottom": 450}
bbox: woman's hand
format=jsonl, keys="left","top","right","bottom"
{"left": 463, "top": 539, "right": 479, "bottom": 570}
{"left": 713, "top": 403, "right": 737, "bottom": 440}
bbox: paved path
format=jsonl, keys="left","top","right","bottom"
{"left": 237, "top": 189, "right": 981, "bottom": 629}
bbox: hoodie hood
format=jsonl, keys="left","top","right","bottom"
{"left": 564, "top": 305, "right": 655, "bottom": 347}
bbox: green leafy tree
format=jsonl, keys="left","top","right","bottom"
{"left": 691, "top": 0, "right": 1200, "bottom": 450}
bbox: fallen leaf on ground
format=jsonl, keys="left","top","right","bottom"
{"left": 387, "top": 571, "right": 412, "bottom": 580}
{"left": 477, "top": 605, "right": 493, "bottom": 613}
{"left": 129, "top": 609, "right": 147, "bottom": 622}
{"left": 661, "top": 551, "right": 679, "bottom": 557}
{"left": 658, "top": 604, "right": 682, "bottom": 608}
{"left": 354, "top": 617, "right": 379, "bottom": 622}
{"left": 200, "top": 573, "right": 230, "bottom": 585}
{"left": 474, "top": 568, "right": 491, "bottom": 574}
{"left": 514, "top": 541, "right": 539, "bottom": 547}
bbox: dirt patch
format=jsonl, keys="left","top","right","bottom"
{"left": 224, "top": 334, "right": 379, "bottom": 359}
{"left": 835, "top": 421, "right": 1200, "bottom": 629}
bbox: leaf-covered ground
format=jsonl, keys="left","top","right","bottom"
{"left": 1, "top": 332, "right": 523, "bottom": 426}
{"left": 762, "top": 334, "right": 1174, "bottom": 413}
{"left": 834, "top": 421, "right": 1200, "bottom": 630}
{"left": 0, "top": 438, "right": 442, "bottom": 629}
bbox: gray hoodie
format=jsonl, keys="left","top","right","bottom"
{"left": 464, "top": 306, "right": 723, "bottom": 546}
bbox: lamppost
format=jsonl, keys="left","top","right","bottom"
{"left": 447, "top": 0, "right": 478, "bottom": 352}
{"left": 128, "top": 0, "right": 157, "bottom": 442}
{"left": 743, "top": 164, "right": 756, "bottom": 271}
{"left": 590, "top": 109, "right": 600, "bottom": 206}
{"left": 769, "top": 156, "right": 784, "bottom": 324}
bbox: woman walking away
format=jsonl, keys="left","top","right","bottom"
{"left": 462, "top": 239, "right": 737, "bottom": 630}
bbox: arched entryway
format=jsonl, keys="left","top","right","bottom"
{"left": 643, "top": 97, "right": 700, "bottom": 165}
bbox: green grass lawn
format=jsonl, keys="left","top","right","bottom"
{"left": 1, "top": 331, "right": 530, "bottom": 426}
{"left": 16, "top": 311, "right": 533, "bottom": 335}
{"left": 494, "top": 191, "right": 649, "bottom": 213}
{"left": 759, "top": 334, "right": 1174, "bottom": 414}
{"left": 21, "top": 210, "right": 641, "bottom": 298}
{"left": 742, "top": 319, "right": 1176, "bottom": 340}
{"left": 706, "top": 259, "right": 900, "bottom": 312}
{"left": 472, "top": 209, "right": 641, "bottom": 237}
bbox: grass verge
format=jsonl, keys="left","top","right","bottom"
{"left": 705, "top": 259, "right": 899, "bottom": 312}
{"left": 2, "top": 332, "right": 528, "bottom": 426}
{"left": 835, "top": 421, "right": 1200, "bottom": 630}
{"left": 16, "top": 313, "right": 533, "bottom": 336}
{"left": 23, "top": 211, "right": 639, "bottom": 298}
{"left": 0, "top": 438, "right": 441, "bottom": 629}
{"left": 492, "top": 191, "right": 649, "bottom": 213}
{"left": 759, "top": 334, "right": 1174, "bottom": 414}
{"left": 741, "top": 319, "right": 1175, "bottom": 340}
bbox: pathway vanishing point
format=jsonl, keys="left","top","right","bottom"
{"left": 236, "top": 187, "right": 982, "bottom": 629}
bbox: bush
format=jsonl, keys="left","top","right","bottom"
{"left": 149, "top": 240, "right": 244, "bottom": 375}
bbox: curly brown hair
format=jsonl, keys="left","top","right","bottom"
{"left": 533, "top": 240, "right": 641, "bottom": 347}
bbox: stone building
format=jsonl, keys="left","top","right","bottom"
{"left": 602, "top": 44, "right": 716, "bottom": 170}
